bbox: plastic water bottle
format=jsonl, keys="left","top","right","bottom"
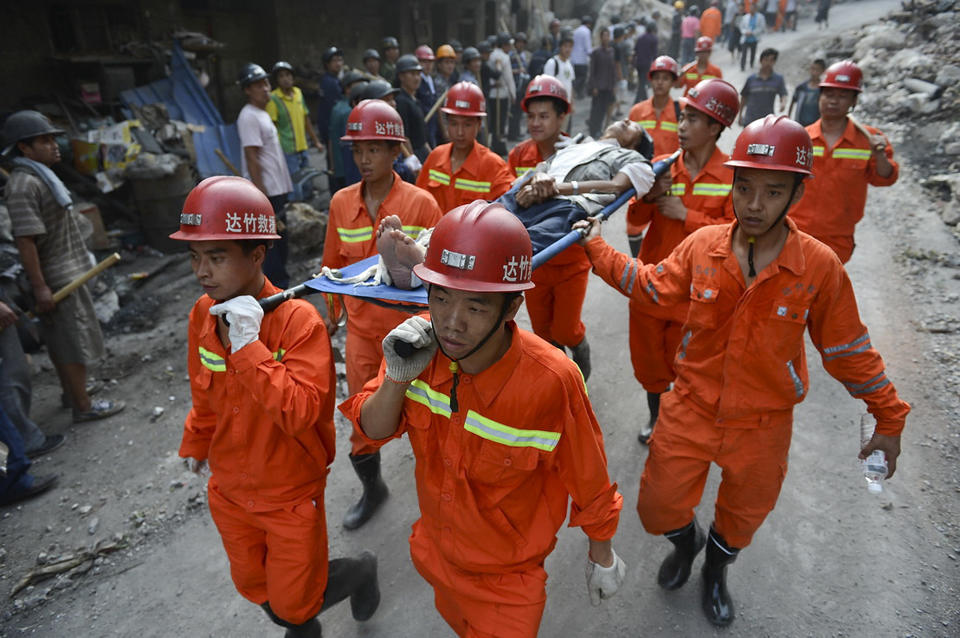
{"left": 860, "top": 413, "right": 888, "bottom": 494}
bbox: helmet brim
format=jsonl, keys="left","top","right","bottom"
{"left": 724, "top": 159, "right": 812, "bottom": 175}
{"left": 440, "top": 107, "right": 486, "bottom": 117}
{"left": 169, "top": 230, "right": 282, "bottom": 241}
{"left": 818, "top": 82, "right": 861, "bottom": 92}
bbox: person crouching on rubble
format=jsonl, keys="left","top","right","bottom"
{"left": 171, "top": 176, "right": 379, "bottom": 637}
{"left": 576, "top": 115, "right": 909, "bottom": 627}
{"left": 340, "top": 201, "right": 626, "bottom": 638}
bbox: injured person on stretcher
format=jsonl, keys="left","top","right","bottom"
{"left": 362, "top": 119, "right": 657, "bottom": 289}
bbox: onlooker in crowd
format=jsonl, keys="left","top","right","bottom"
{"left": 362, "top": 49, "right": 385, "bottom": 81}
{"left": 815, "top": 0, "right": 832, "bottom": 29}
{"left": 237, "top": 64, "right": 293, "bottom": 287}
{"left": 543, "top": 32, "right": 576, "bottom": 120}
{"left": 572, "top": 15, "right": 594, "bottom": 98}
{"left": 380, "top": 36, "right": 400, "bottom": 84}
{"left": 3, "top": 110, "right": 125, "bottom": 423}
{"left": 739, "top": 4, "right": 767, "bottom": 71}
{"left": 588, "top": 29, "right": 619, "bottom": 138}
{"left": 789, "top": 58, "right": 826, "bottom": 126}
{"left": 528, "top": 36, "right": 553, "bottom": 79}
{"left": 670, "top": 1, "right": 684, "bottom": 60}
{"left": 317, "top": 47, "right": 345, "bottom": 159}
{"left": 508, "top": 32, "right": 532, "bottom": 141}
{"left": 680, "top": 7, "right": 701, "bottom": 65}
{"left": 784, "top": 0, "right": 798, "bottom": 30}
{"left": 738, "top": 48, "right": 787, "bottom": 126}
{"left": 266, "top": 61, "right": 324, "bottom": 184}
{"left": 0, "top": 404, "right": 58, "bottom": 506}
{"left": 765, "top": 0, "right": 779, "bottom": 31}
{"left": 415, "top": 46, "right": 440, "bottom": 148}
{"left": 394, "top": 54, "right": 432, "bottom": 163}
{"left": 723, "top": 0, "right": 740, "bottom": 44}
{"left": 613, "top": 26, "right": 632, "bottom": 117}
{"left": 489, "top": 34, "right": 516, "bottom": 154}
{"left": 634, "top": 21, "right": 659, "bottom": 102}
{"left": 548, "top": 18, "right": 562, "bottom": 54}
{"left": 329, "top": 71, "right": 368, "bottom": 188}
{"left": 727, "top": 7, "right": 743, "bottom": 62}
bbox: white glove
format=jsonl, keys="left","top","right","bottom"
{"left": 382, "top": 316, "right": 438, "bottom": 383}
{"left": 403, "top": 154, "right": 422, "bottom": 173}
{"left": 209, "top": 295, "right": 264, "bottom": 352}
{"left": 585, "top": 548, "right": 627, "bottom": 606}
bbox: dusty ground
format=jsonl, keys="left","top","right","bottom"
{"left": 2, "top": 1, "right": 957, "bottom": 636}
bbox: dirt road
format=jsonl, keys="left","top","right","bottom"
{"left": 2, "top": 1, "right": 957, "bottom": 635}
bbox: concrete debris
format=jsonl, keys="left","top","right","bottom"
{"left": 285, "top": 202, "right": 329, "bottom": 256}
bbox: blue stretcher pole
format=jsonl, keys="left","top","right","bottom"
{"left": 530, "top": 150, "right": 681, "bottom": 270}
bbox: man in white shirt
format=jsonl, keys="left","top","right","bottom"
{"left": 572, "top": 15, "right": 593, "bottom": 98}
{"left": 236, "top": 63, "right": 293, "bottom": 288}
{"left": 544, "top": 32, "right": 576, "bottom": 133}
{"left": 489, "top": 34, "right": 516, "bottom": 154}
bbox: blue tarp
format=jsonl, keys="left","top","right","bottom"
{"left": 120, "top": 41, "right": 242, "bottom": 179}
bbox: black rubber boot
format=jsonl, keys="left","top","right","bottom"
{"left": 638, "top": 391, "right": 661, "bottom": 444}
{"left": 261, "top": 603, "right": 322, "bottom": 637}
{"left": 343, "top": 453, "right": 389, "bottom": 530}
{"left": 657, "top": 518, "right": 706, "bottom": 590}
{"left": 321, "top": 552, "right": 381, "bottom": 621}
{"left": 570, "top": 337, "right": 592, "bottom": 381}
{"left": 701, "top": 527, "right": 740, "bottom": 627}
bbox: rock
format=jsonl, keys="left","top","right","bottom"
{"left": 889, "top": 48, "right": 936, "bottom": 75}
{"left": 939, "top": 205, "right": 960, "bottom": 227}
{"left": 150, "top": 406, "right": 165, "bottom": 422}
{"left": 285, "top": 202, "right": 328, "bottom": 255}
{"left": 935, "top": 65, "right": 960, "bottom": 87}
{"left": 87, "top": 517, "right": 99, "bottom": 535}
{"left": 904, "top": 93, "right": 940, "bottom": 114}
{"left": 78, "top": 504, "right": 92, "bottom": 515}
{"left": 0, "top": 547, "right": 6, "bottom": 562}
{"left": 93, "top": 290, "right": 120, "bottom": 324}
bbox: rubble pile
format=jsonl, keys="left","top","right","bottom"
{"left": 819, "top": 0, "right": 960, "bottom": 236}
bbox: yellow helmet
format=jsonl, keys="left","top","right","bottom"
{"left": 674, "top": 0, "right": 685, "bottom": 8}
{"left": 436, "top": 44, "right": 456, "bottom": 59}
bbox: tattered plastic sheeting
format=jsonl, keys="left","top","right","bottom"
{"left": 120, "top": 41, "right": 241, "bottom": 179}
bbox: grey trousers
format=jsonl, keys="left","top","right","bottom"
{"left": 0, "top": 324, "right": 44, "bottom": 451}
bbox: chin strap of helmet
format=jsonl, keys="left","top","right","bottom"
{"left": 428, "top": 287, "right": 516, "bottom": 413}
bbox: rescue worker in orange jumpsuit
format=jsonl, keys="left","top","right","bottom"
{"left": 506, "top": 76, "right": 592, "bottom": 378}
{"left": 788, "top": 60, "right": 898, "bottom": 263}
{"left": 628, "top": 56, "right": 682, "bottom": 255}
{"left": 341, "top": 201, "right": 626, "bottom": 638}
{"left": 173, "top": 177, "right": 380, "bottom": 637}
{"left": 626, "top": 78, "right": 738, "bottom": 443}
{"left": 676, "top": 37, "right": 724, "bottom": 96}
{"left": 577, "top": 115, "right": 910, "bottom": 627}
{"left": 322, "top": 100, "right": 443, "bottom": 531}
{"left": 416, "top": 82, "right": 514, "bottom": 213}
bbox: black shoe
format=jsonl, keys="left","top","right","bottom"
{"left": 284, "top": 618, "right": 323, "bottom": 638}
{"left": 657, "top": 519, "right": 706, "bottom": 590}
{"left": 638, "top": 391, "right": 661, "bottom": 444}
{"left": 570, "top": 337, "right": 591, "bottom": 382}
{"left": 701, "top": 526, "right": 739, "bottom": 626}
{"left": 26, "top": 434, "right": 65, "bottom": 459}
{"left": 350, "top": 551, "right": 380, "bottom": 621}
{"left": 0, "top": 473, "right": 58, "bottom": 506}
{"left": 343, "top": 453, "right": 389, "bottom": 530}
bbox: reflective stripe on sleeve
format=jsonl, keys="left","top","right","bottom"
{"left": 822, "top": 332, "right": 870, "bottom": 354}
{"left": 843, "top": 372, "right": 891, "bottom": 397}
{"left": 786, "top": 360, "right": 805, "bottom": 397}
{"left": 337, "top": 226, "right": 373, "bottom": 243}
{"left": 199, "top": 346, "right": 226, "bottom": 372}
{"left": 515, "top": 166, "right": 534, "bottom": 177}
{"left": 405, "top": 379, "right": 452, "bottom": 417}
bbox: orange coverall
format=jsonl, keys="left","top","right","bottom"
{"left": 625, "top": 148, "right": 734, "bottom": 393}
{"left": 678, "top": 61, "right": 724, "bottom": 96}
{"left": 179, "top": 279, "right": 337, "bottom": 624}
{"left": 585, "top": 220, "right": 910, "bottom": 548}
{"left": 789, "top": 118, "right": 898, "bottom": 263}
{"left": 508, "top": 140, "right": 591, "bottom": 348}
{"left": 700, "top": 7, "right": 723, "bottom": 40}
{"left": 626, "top": 99, "right": 681, "bottom": 242}
{"left": 322, "top": 172, "right": 442, "bottom": 452}
{"left": 340, "top": 323, "right": 623, "bottom": 637}
{"left": 417, "top": 141, "right": 514, "bottom": 214}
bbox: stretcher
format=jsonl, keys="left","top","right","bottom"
{"left": 258, "top": 151, "right": 680, "bottom": 313}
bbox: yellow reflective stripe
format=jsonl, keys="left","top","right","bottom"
{"left": 701, "top": 74, "right": 718, "bottom": 80}
{"left": 401, "top": 225, "right": 426, "bottom": 237}
{"left": 428, "top": 169, "right": 451, "bottom": 185}
{"left": 337, "top": 226, "right": 373, "bottom": 243}
{"left": 454, "top": 178, "right": 492, "bottom": 193}
{"left": 635, "top": 119, "right": 656, "bottom": 130}
{"left": 668, "top": 183, "right": 686, "bottom": 196}
{"left": 685, "top": 72, "right": 698, "bottom": 80}
{"left": 832, "top": 147, "right": 871, "bottom": 160}
{"left": 812, "top": 146, "right": 825, "bottom": 157}
{"left": 405, "top": 379, "right": 452, "bottom": 417}
{"left": 198, "top": 346, "right": 226, "bottom": 372}
{"left": 660, "top": 121, "right": 678, "bottom": 132}
{"left": 691, "top": 183, "right": 732, "bottom": 196}
{"left": 464, "top": 410, "right": 560, "bottom": 452}
{"left": 273, "top": 349, "right": 285, "bottom": 362}
{"left": 515, "top": 166, "right": 534, "bottom": 177}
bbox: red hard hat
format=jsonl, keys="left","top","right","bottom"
{"left": 170, "top": 176, "right": 281, "bottom": 241}
{"left": 521, "top": 74, "right": 570, "bottom": 112}
{"left": 648, "top": 55, "right": 680, "bottom": 79}
{"left": 725, "top": 115, "right": 813, "bottom": 175}
{"left": 440, "top": 82, "right": 486, "bottom": 117}
{"left": 820, "top": 60, "right": 862, "bottom": 92}
{"left": 415, "top": 45, "right": 436, "bottom": 61}
{"left": 695, "top": 36, "right": 714, "bottom": 52}
{"left": 340, "top": 99, "right": 406, "bottom": 142}
{"left": 683, "top": 78, "right": 739, "bottom": 127}
{"left": 413, "top": 201, "right": 534, "bottom": 293}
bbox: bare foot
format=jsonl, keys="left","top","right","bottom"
{"left": 377, "top": 220, "right": 426, "bottom": 289}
